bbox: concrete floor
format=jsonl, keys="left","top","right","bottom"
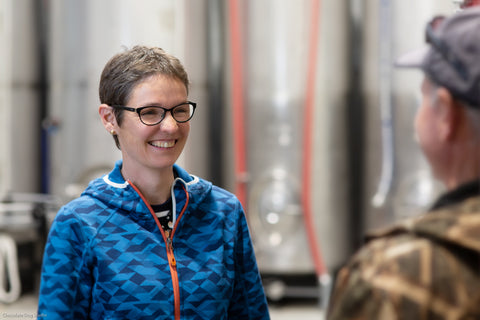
{"left": 1, "top": 295, "right": 324, "bottom": 319}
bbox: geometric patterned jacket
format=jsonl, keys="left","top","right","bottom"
{"left": 327, "top": 180, "right": 480, "bottom": 320}
{"left": 37, "top": 160, "right": 270, "bottom": 320}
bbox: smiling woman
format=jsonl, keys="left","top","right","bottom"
{"left": 37, "top": 46, "right": 270, "bottom": 320}
{"left": 99, "top": 74, "right": 191, "bottom": 200}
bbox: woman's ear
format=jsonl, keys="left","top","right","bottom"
{"left": 99, "top": 104, "right": 117, "bottom": 133}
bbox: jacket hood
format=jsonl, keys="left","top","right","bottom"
{"left": 367, "top": 196, "right": 480, "bottom": 254}
{"left": 81, "top": 160, "right": 212, "bottom": 215}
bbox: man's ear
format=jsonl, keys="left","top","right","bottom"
{"left": 436, "top": 87, "right": 460, "bottom": 142}
{"left": 99, "top": 104, "right": 117, "bottom": 133}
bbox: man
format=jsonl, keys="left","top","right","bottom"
{"left": 328, "top": 7, "right": 480, "bottom": 319}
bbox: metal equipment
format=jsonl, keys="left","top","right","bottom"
{"left": 0, "top": 192, "right": 59, "bottom": 303}
{"left": 0, "top": 0, "right": 53, "bottom": 303}
{"left": 0, "top": 0, "right": 42, "bottom": 195}
{"left": 225, "top": 0, "right": 352, "bottom": 302}
{"left": 361, "top": 0, "right": 454, "bottom": 232}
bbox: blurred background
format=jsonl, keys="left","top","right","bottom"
{"left": 0, "top": 0, "right": 468, "bottom": 318}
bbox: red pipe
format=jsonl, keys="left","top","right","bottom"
{"left": 301, "top": 0, "right": 328, "bottom": 278}
{"left": 228, "top": 0, "right": 248, "bottom": 209}
{"left": 461, "top": 0, "right": 480, "bottom": 8}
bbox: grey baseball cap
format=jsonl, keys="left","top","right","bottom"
{"left": 395, "top": 7, "right": 480, "bottom": 107}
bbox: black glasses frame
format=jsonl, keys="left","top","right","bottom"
{"left": 112, "top": 101, "right": 196, "bottom": 126}
{"left": 425, "top": 16, "right": 469, "bottom": 81}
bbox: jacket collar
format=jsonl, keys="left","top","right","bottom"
{"left": 430, "top": 179, "right": 480, "bottom": 210}
{"left": 83, "top": 160, "right": 210, "bottom": 215}
{"left": 102, "top": 160, "right": 199, "bottom": 188}
{"left": 367, "top": 180, "right": 480, "bottom": 254}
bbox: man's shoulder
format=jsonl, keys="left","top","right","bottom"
{"left": 327, "top": 197, "right": 480, "bottom": 319}
{"left": 329, "top": 225, "right": 480, "bottom": 319}
{"left": 367, "top": 195, "right": 480, "bottom": 254}
{"left": 352, "top": 195, "right": 480, "bottom": 280}
{"left": 345, "top": 231, "right": 433, "bottom": 282}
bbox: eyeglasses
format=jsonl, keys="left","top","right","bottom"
{"left": 112, "top": 101, "right": 196, "bottom": 126}
{"left": 425, "top": 16, "right": 469, "bottom": 81}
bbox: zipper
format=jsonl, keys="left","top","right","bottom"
{"left": 166, "top": 235, "right": 181, "bottom": 320}
{"left": 128, "top": 180, "right": 189, "bottom": 320}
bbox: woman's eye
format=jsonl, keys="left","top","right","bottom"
{"left": 141, "top": 108, "right": 160, "bottom": 116}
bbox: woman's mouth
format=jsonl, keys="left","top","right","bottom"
{"left": 149, "top": 140, "right": 176, "bottom": 148}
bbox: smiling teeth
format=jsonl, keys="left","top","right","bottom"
{"left": 150, "top": 141, "right": 175, "bottom": 148}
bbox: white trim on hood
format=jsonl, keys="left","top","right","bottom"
{"left": 186, "top": 175, "right": 200, "bottom": 186}
{"left": 169, "top": 174, "right": 199, "bottom": 227}
{"left": 103, "top": 175, "right": 129, "bottom": 189}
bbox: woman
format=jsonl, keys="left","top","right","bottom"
{"left": 37, "top": 46, "right": 270, "bottom": 319}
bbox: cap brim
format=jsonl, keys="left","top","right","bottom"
{"left": 394, "top": 46, "right": 429, "bottom": 68}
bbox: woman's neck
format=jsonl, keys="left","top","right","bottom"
{"left": 122, "top": 165, "right": 175, "bottom": 205}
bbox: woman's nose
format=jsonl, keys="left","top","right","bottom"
{"left": 160, "top": 112, "right": 178, "bottom": 130}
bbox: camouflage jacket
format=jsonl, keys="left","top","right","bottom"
{"left": 327, "top": 181, "right": 480, "bottom": 320}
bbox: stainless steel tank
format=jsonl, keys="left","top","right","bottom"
{"left": 361, "top": 1, "right": 455, "bottom": 233}
{"left": 0, "top": 0, "right": 41, "bottom": 194}
{"left": 0, "top": 0, "right": 56, "bottom": 301}
{"left": 223, "top": 0, "right": 352, "bottom": 299}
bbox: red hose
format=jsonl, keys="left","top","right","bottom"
{"left": 461, "top": 0, "right": 480, "bottom": 8}
{"left": 228, "top": 0, "right": 247, "bottom": 209}
{"left": 301, "top": 0, "right": 328, "bottom": 278}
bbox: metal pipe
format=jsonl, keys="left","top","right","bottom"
{"left": 371, "top": 0, "right": 395, "bottom": 209}
{"left": 33, "top": 0, "right": 50, "bottom": 193}
{"left": 207, "top": 0, "right": 226, "bottom": 186}
{"left": 301, "top": 0, "right": 330, "bottom": 311}
{"left": 0, "top": 234, "right": 21, "bottom": 303}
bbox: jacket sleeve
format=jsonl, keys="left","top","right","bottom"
{"left": 227, "top": 202, "right": 270, "bottom": 320}
{"left": 37, "top": 207, "right": 93, "bottom": 319}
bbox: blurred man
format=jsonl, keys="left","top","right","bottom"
{"left": 328, "top": 7, "right": 480, "bottom": 319}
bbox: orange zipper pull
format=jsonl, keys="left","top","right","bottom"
{"left": 170, "top": 255, "right": 177, "bottom": 268}
{"left": 166, "top": 237, "right": 176, "bottom": 268}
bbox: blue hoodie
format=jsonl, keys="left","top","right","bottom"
{"left": 38, "top": 161, "right": 270, "bottom": 319}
